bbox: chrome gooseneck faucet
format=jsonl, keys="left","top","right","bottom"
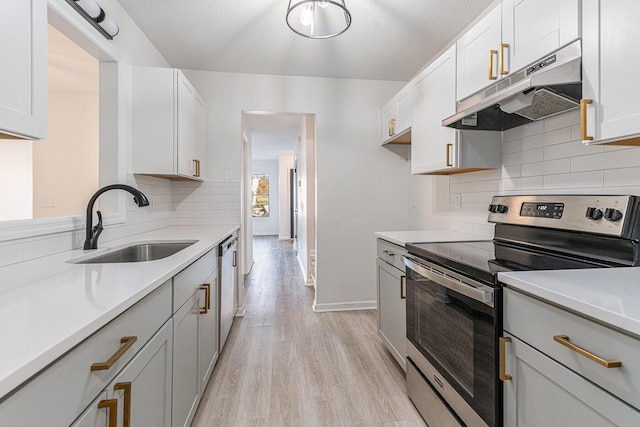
{"left": 84, "top": 184, "right": 150, "bottom": 250}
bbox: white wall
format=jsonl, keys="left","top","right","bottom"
{"left": 0, "top": 140, "right": 32, "bottom": 221}
{"left": 251, "top": 159, "right": 280, "bottom": 235}
{"left": 447, "top": 110, "right": 640, "bottom": 236}
{"left": 184, "top": 70, "right": 409, "bottom": 311}
{"left": 278, "top": 152, "right": 294, "bottom": 239}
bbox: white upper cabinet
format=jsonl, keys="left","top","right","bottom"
{"left": 456, "top": 5, "right": 503, "bottom": 102}
{"left": 132, "top": 68, "right": 205, "bottom": 181}
{"left": 457, "top": 0, "right": 579, "bottom": 102}
{"left": 412, "top": 45, "right": 502, "bottom": 175}
{"left": 381, "top": 83, "right": 411, "bottom": 145}
{"left": 412, "top": 45, "right": 457, "bottom": 174}
{"left": 0, "top": 0, "right": 47, "bottom": 140}
{"left": 504, "top": 0, "right": 580, "bottom": 73}
{"left": 582, "top": 0, "right": 640, "bottom": 145}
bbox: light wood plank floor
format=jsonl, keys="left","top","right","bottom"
{"left": 192, "top": 236, "right": 426, "bottom": 427}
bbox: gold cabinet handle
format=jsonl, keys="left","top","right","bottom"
{"left": 488, "top": 50, "right": 498, "bottom": 80}
{"left": 400, "top": 275, "right": 406, "bottom": 300}
{"left": 390, "top": 118, "right": 396, "bottom": 136}
{"left": 580, "top": 99, "right": 594, "bottom": 141}
{"left": 499, "top": 337, "right": 512, "bottom": 381}
{"left": 91, "top": 336, "right": 138, "bottom": 371}
{"left": 382, "top": 250, "right": 395, "bottom": 258}
{"left": 553, "top": 335, "right": 621, "bottom": 368}
{"left": 114, "top": 382, "right": 131, "bottom": 427}
{"left": 193, "top": 159, "right": 201, "bottom": 177}
{"left": 446, "top": 143, "right": 453, "bottom": 167}
{"left": 499, "top": 43, "right": 509, "bottom": 75}
{"left": 200, "top": 283, "right": 211, "bottom": 313}
{"left": 98, "top": 399, "right": 118, "bottom": 427}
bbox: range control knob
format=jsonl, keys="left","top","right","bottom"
{"left": 586, "top": 207, "right": 603, "bottom": 220}
{"left": 604, "top": 208, "right": 623, "bottom": 222}
{"left": 496, "top": 204, "right": 508, "bottom": 214}
{"left": 488, "top": 204, "right": 498, "bottom": 213}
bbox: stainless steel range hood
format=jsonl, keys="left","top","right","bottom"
{"left": 443, "top": 40, "right": 582, "bottom": 131}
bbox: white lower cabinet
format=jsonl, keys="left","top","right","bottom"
{"left": 172, "top": 248, "right": 220, "bottom": 427}
{"left": 72, "top": 320, "right": 173, "bottom": 427}
{"left": 502, "top": 288, "right": 640, "bottom": 426}
{"left": 376, "top": 239, "right": 407, "bottom": 370}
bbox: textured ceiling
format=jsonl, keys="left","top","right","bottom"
{"left": 245, "top": 113, "right": 303, "bottom": 160}
{"left": 116, "top": 0, "right": 494, "bottom": 81}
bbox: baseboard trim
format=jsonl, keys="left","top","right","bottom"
{"left": 312, "top": 300, "right": 376, "bottom": 312}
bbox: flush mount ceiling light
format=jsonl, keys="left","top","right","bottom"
{"left": 286, "top": 0, "right": 352, "bottom": 39}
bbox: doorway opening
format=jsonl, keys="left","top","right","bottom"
{"left": 240, "top": 112, "right": 317, "bottom": 302}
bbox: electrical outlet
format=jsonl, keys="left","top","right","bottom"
{"left": 454, "top": 193, "right": 462, "bottom": 210}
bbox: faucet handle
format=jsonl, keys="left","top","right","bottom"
{"left": 93, "top": 211, "right": 103, "bottom": 230}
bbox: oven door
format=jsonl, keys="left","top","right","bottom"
{"left": 404, "top": 255, "right": 500, "bottom": 427}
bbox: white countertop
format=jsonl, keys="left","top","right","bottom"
{"left": 499, "top": 268, "right": 640, "bottom": 338}
{"left": 0, "top": 225, "right": 238, "bottom": 399}
{"left": 375, "top": 230, "right": 489, "bottom": 246}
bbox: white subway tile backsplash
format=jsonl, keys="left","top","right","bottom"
{"left": 502, "top": 165, "right": 521, "bottom": 179}
{"left": 503, "top": 139, "right": 523, "bottom": 154}
{"left": 503, "top": 120, "right": 544, "bottom": 142}
{"left": 604, "top": 167, "right": 640, "bottom": 188}
{"left": 521, "top": 158, "right": 571, "bottom": 177}
{"left": 543, "top": 140, "right": 603, "bottom": 160}
{"left": 543, "top": 171, "right": 603, "bottom": 189}
{"left": 571, "top": 147, "right": 640, "bottom": 172}
{"left": 543, "top": 110, "right": 579, "bottom": 132}
{"left": 503, "top": 148, "right": 543, "bottom": 166}
{"left": 501, "top": 176, "right": 544, "bottom": 191}
{"left": 522, "top": 126, "right": 573, "bottom": 151}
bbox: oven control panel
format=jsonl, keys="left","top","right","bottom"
{"left": 487, "top": 195, "right": 635, "bottom": 236}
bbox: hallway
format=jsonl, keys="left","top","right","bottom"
{"left": 192, "top": 236, "right": 426, "bottom": 426}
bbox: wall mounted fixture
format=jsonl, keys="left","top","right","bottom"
{"left": 65, "top": 0, "right": 120, "bottom": 39}
{"left": 286, "top": 0, "right": 351, "bottom": 39}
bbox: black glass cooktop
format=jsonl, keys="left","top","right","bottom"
{"left": 406, "top": 240, "right": 625, "bottom": 286}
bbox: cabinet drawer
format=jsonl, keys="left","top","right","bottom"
{"left": 376, "top": 239, "right": 407, "bottom": 272}
{"left": 504, "top": 288, "right": 640, "bottom": 410}
{"left": 173, "top": 248, "right": 217, "bottom": 311}
{"left": 0, "top": 281, "right": 172, "bottom": 427}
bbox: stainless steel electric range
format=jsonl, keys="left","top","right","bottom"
{"left": 404, "top": 195, "right": 640, "bottom": 427}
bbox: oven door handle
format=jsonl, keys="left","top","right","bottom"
{"left": 403, "top": 255, "right": 494, "bottom": 306}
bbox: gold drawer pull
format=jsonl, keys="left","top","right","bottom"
{"left": 193, "top": 159, "right": 201, "bottom": 177}
{"left": 499, "top": 43, "right": 509, "bottom": 75}
{"left": 446, "top": 143, "right": 453, "bottom": 167}
{"left": 200, "top": 283, "right": 211, "bottom": 313}
{"left": 114, "top": 382, "right": 131, "bottom": 427}
{"left": 580, "top": 99, "right": 594, "bottom": 141}
{"left": 400, "top": 275, "right": 406, "bottom": 300}
{"left": 553, "top": 335, "right": 621, "bottom": 368}
{"left": 98, "top": 398, "right": 118, "bottom": 427}
{"left": 499, "top": 337, "right": 512, "bottom": 381}
{"left": 91, "top": 336, "right": 138, "bottom": 371}
{"left": 489, "top": 50, "right": 498, "bottom": 80}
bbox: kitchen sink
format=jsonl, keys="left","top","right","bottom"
{"left": 71, "top": 240, "right": 198, "bottom": 264}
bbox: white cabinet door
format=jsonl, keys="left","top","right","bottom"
{"left": 0, "top": 0, "right": 47, "bottom": 139}
{"left": 107, "top": 320, "right": 173, "bottom": 427}
{"left": 503, "top": 333, "right": 640, "bottom": 426}
{"left": 193, "top": 93, "right": 206, "bottom": 179}
{"left": 395, "top": 83, "right": 411, "bottom": 136}
{"left": 411, "top": 45, "right": 456, "bottom": 174}
{"left": 177, "top": 71, "right": 194, "bottom": 177}
{"left": 380, "top": 83, "right": 411, "bottom": 145}
{"left": 377, "top": 259, "right": 406, "bottom": 371}
{"left": 503, "top": 0, "right": 580, "bottom": 73}
{"left": 200, "top": 271, "right": 219, "bottom": 390}
{"left": 172, "top": 292, "right": 201, "bottom": 427}
{"left": 456, "top": 4, "right": 502, "bottom": 101}
{"left": 132, "top": 67, "right": 204, "bottom": 180}
{"left": 70, "top": 392, "right": 110, "bottom": 427}
{"left": 583, "top": 0, "right": 640, "bottom": 144}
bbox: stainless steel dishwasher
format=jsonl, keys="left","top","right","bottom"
{"left": 219, "top": 232, "right": 238, "bottom": 351}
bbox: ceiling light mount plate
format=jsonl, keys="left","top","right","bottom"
{"left": 286, "top": 0, "right": 352, "bottom": 39}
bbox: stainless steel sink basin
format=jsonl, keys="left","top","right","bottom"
{"left": 73, "top": 240, "right": 197, "bottom": 264}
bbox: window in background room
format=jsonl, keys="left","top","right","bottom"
{"left": 252, "top": 174, "right": 270, "bottom": 217}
